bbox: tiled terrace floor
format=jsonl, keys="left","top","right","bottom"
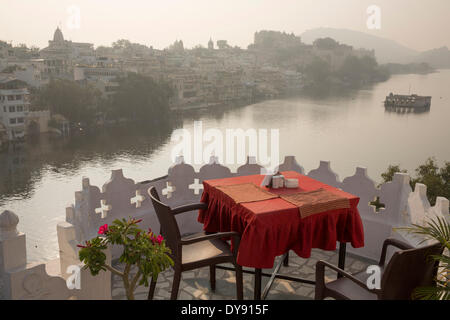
{"left": 112, "top": 249, "right": 373, "bottom": 300}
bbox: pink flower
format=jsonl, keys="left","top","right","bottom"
{"left": 156, "top": 235, "right": 164, "bottom": 244}
{"left": 98, "top": 224, "right": 108, "bottom": 234}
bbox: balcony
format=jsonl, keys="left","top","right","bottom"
{"left": 111, "top": 248, "right": 370, "bottom": 300}
{"left": 0, "top": 156, "right": 448, "bottom": 300}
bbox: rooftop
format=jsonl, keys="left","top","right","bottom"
{"left": 112, "top": 249, "right": 372, "bottom": 300}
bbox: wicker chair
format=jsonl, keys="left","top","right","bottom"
{"left": 147, "top": 186, "right": 243, "bottom": 300}
{"left": 315, "top": 238, "right": 442, "bottom": 300}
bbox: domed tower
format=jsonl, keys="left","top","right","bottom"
{"left": 53, "top": 27, "right": 64, "bottom": 43}
{"left": 208, "top": 38, "right": 214, "bottom": 50}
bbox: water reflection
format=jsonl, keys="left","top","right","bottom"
{"left": 384, "top": 105, "right": 431, "bottom": 114}
{"left": 0, "top": 120, "right": 177, "bottom": 205}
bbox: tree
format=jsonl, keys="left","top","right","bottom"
{"left": 111, "top": 39, "right": 151, "bottom": 57}
{"left": 337, "top": 55, "right": 388, "bottom": 85}
{"left": 304, "top": 57, "right": 331, "bottom": 84}
{"left": 36, "top": 79, "right": 101, "bottom": 125}
{"left": 380, "top": 165, "right": 407, "bottom": 185}
{"left": 380, "top": 158, "right": 450, "bottom": 205}
{"left": 108, "top": 73, "right": 173, "bottom": 122}
{"left": 411, "top": 158, "right": 450, "bottom": 205}
{"left": 313, "top": 37, "right": 340, "bottom": 50}
{"left": 112, "top": 39, "right": 132, "bottom": 50}
{"left": 337, "top": 55, "right": 364, "bottom": 85}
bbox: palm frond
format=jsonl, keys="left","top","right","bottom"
{"left": 399, "top": 215, "right": 450, "bottom": 248}
{"left": 413, "top": 285, "right": 450, "bottom": 300}
{"left": 430, "top": 254, "right": 450, "bottom": 265}
{"left": 398, "top": 215, "right": 450, "bottom": 300}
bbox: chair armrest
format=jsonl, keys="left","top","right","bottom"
{"left": 180, "top": 231, "right": 240, "bottom": 246}
{"left": 171, "top": 202, "right": 208, "bottom": 215}
{"left": 316, "top": 260, "right": 377, "bottom": 293}
{"left": 379, "top": 238, "right": 414, "bottom": 266}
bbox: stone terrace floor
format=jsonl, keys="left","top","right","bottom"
{"left": 112, "top": 249, "right": 374, "bottom": 300}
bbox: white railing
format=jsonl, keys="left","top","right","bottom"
{"left": 1, "top": 155, "right": 448, "bottom": 299}
{"left": 0, "top": 210, "right": 111, "bottom": 299}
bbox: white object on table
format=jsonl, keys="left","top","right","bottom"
{"left": 285, "top": 178, "right": 299, "bottom": 188}
{"left": 272, "top": 175, "right": 285, "bottom": 189}
{"left": 260, "top": 174, "right": 273, "bottom": 187}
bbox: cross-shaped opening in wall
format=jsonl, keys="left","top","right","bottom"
{"left": 189, "top": 178, "right": 204, "bottom": 195}
{"left": 162, "top": 182, "right": 176, "bottom": 199}
{"left": 130, "top": 190, "right": 145, "bottom": 208}
{"left": 95, "top": 199, "right": 111, "bottom": 218}
{"left": 369, "top": 196, "right": 386, "bottom": 213}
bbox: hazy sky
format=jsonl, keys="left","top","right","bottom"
{"left": 1, "top": 0, "right": 449, "bottom": 51}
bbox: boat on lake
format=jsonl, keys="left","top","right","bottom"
{"left": 384, "top": 93, "right": 431, "bottom": 113}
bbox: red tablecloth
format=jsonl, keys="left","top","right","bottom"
{"left": 198, "top": 171, "right": 364, "bottom": 268}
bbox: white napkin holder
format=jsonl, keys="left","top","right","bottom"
{"left": 272, "top": 175, "right": 285, "bottom": 189}
{"left": 285, "top": 178, "right": 299, "bottom": 189}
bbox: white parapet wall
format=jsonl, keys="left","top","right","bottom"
{"left": 57, "top": 155, "right": 449, "bottom": 266}
{"left": 1, "top": 155, "right": 449, "bottom": 300}
{"left": 0, "top": 210, "right": 111, "bottom": 300}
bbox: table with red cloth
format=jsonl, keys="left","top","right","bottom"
{"left": 198, "top": 171, "right": 365, "bottom": 299}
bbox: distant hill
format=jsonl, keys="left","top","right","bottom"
{"left": 300, "top": 28, "right": 418, "bottom": 64}
{"left": 413, "top": 46, "right": 450, "bottom": 69}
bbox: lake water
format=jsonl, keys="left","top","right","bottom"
{"left": 1, "top": 70, "right": 449, "bottom": 262}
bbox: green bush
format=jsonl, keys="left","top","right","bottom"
{"left": 381, "top": 157, "right": 450, "bottom": 205}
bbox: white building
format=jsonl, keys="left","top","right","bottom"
{"left": 0, "top": 41, "right": 14, "bottom": 67}
{"left": 74, "top": 59, "right": 121, "bottom": 97}
{"left": 40, "top": 27, "right": 95, "bottom": 79}
{"left": 3, "top": 59, "right": 47, "bottom": 88}
{"left": 0, "top": 74, "right": 30, "bottom": 140}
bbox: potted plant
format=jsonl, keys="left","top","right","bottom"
{"left": 77, "top": 217, "right": 173, "bottom": 300}
{"left": 405, "top": 215, "right": 450, "bottom": 300}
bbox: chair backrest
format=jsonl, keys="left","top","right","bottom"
{"left": 148, "top": 186, "right": 181, "bottom": 260}
{"left": 380, "top": 242, "right": 443, "bottom": 300}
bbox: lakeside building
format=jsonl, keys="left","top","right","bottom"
{"left": 40, "top": 27, "right": 95, "bottom": 80}
{"left": 168, "top": 70, "right": 205, "bottom": 107}
{"left": 1, "top": 59, "right": 48, "bottom": 88}
{"left": 74, "top": 58, "right": 121, "bottom": 98}
{"left": 0, "top": 121, "right": 7, "bottom": 147}
{"left": 120, "top": 56, "right": 163, "bottom": 80}
{"left": 311, "top": 38, "right": 376, "bottom": 71}
{"left": 0, "top": 41, "right": 14, "bottom": 70}
{"left": 0, "top": 74, "right": 30, "bottom": 141}
{"left": 208, "top": 38, "right": 214, "bottom": 50}
{"left": 0, "top": 28, "right": 382, "bottom": 118}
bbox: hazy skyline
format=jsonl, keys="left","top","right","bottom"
{"left": 1, "top": 0, "right": 449, "bottom": 52}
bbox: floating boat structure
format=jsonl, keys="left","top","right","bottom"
{"left": 384, "top": 93, "right": 432, "bottom": 113}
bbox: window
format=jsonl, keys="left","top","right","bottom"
{"left": 17, "top": 117, "right": 24, "bottom": 123}
{"left": 9, "top": 106, "right": 15, "bottom": 112}
{"left": 9, "top": 118, "right": 16, "bottom": 124}
{"left": 17, "top": 106, "right": 23, "bottom": 112}
{"left": 7, "top": 95, "right": 14, "bottom": 101}
{"left": 15, "top": 95, "right": 21, "bottom": 100}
